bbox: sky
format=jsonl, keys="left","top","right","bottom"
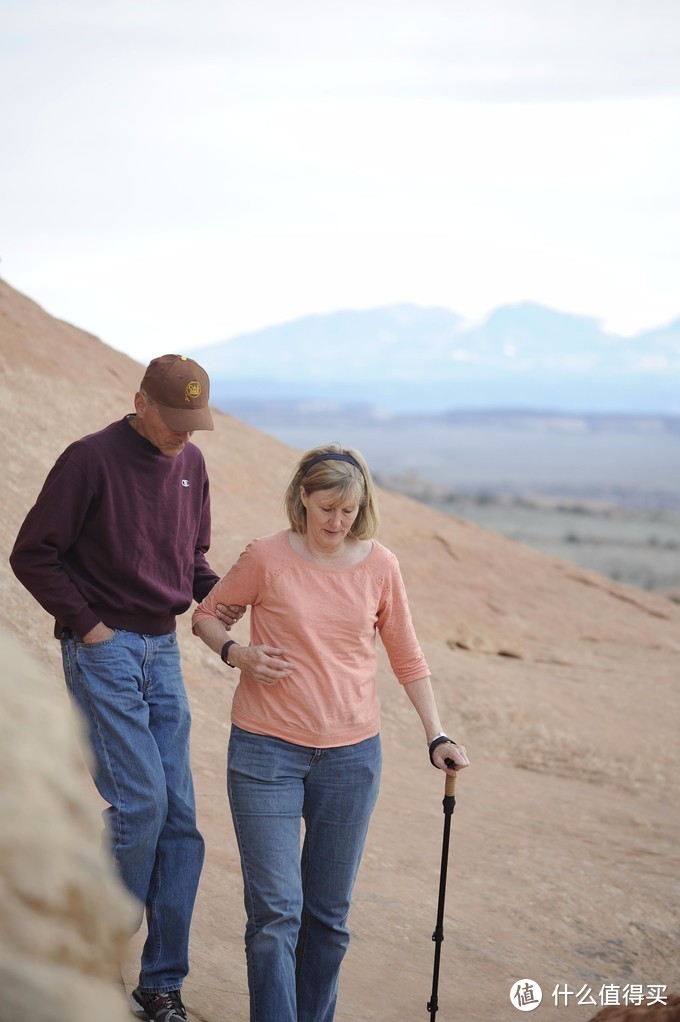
{"left": 2, "top": 0, "right": 680, "bottom": 367}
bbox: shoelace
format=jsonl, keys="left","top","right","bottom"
{"left": 148, "top": 991, "right": 186, "bottom": 1018}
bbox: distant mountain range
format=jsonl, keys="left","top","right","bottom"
{"left": 189, "top": 302, "right": 680, "bottom": 414}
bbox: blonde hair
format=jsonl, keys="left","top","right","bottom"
{"left": 284, "top": 443, "right": 380, "bottom": 539}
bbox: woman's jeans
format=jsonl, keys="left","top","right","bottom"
{"left": 61, "top": 628, "right": 205, "bottom": 992}
{"left": 228, "top": 725, "right": 382, "bottom": 1022}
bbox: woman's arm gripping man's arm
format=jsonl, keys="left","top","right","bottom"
{"left": 192, "top": 613, "right": 295, "bottom": 686}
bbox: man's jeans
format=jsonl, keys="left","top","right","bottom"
{"left": 228, "top": 725, "right": 382, "bottom": 1022}
{"left": 61, "top": 629, "right": 205, "bottom": 992}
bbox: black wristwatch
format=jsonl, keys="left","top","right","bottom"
{"left": 221, "top": 640, "right": 237, "bottom": 668}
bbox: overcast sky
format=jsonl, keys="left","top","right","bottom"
{"left": 2, "top": 0, "right": 679, "bottom": 365}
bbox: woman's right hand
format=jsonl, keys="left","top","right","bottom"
{"left": 228, "top": 643, "right": 294, "bottom": 685}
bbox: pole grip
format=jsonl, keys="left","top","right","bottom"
{"left": 443, "top": 758, "right": 458, "bottom": 798}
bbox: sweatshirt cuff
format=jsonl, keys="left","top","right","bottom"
{"left": 69, "top": 607, "right": 102, "bottom": 640}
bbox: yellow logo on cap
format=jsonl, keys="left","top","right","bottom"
{"left": 185, "top": 381, "right": 202, "bottom": 403}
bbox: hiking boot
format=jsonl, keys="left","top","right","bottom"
{"left": 131, "top": 988, "right": 188, "bottom": 1022}
{"left": 119, "top": 976, "right": 147, "bottom": 1019}
{"left": 128, "top": 993, "right": 149, "bottom": 1020}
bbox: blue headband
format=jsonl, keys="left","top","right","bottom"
{"left": 301, "top": 452, "right": 363, "bottom": 478}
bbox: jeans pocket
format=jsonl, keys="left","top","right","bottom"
{"left": 74, "top": 628, "right": 119, "bottom": 650}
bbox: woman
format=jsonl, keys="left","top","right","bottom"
{"left": 192, "top": 444, "right": 469, "bottom": 1022}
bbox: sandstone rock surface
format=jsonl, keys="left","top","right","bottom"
{"left": 0, "top": 629, "right": 137, "bottom": 1022}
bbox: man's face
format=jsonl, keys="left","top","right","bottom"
{"left": 133, "top": 393, "right": 192, "bottom": 456}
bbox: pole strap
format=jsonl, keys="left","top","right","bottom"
{"left": 429, "top": 734, "right": 457, "bottom": 766}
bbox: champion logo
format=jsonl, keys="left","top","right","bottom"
{"left": 181, "top": 479, "right": 190, "bottom": 487}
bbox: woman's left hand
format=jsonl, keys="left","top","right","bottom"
{"left": 433, "top": 740, "right": 470, "bottom": 775}
{"left": 215, "top": 603, "right": 247, "bottom": 629}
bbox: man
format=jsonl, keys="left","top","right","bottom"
{"left": 10, "top": 354, "right": 240, "bottom": 1022}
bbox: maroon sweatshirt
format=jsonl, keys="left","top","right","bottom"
{"left": 10, "top": 416, "right": 220, "bottom": 637}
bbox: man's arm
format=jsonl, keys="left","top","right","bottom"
{"left": 191, "top": 471, "right": 246, "bottom": 629}
{"left": 9, "top": 452, "right": 103, "bottom": 637}
{"left": 191, "top": 473, "right": 221, "bottom": 602}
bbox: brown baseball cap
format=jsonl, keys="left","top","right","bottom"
{"left": 140, "top": 354, "right": 214, "bottom": 431}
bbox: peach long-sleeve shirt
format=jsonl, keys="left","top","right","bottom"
{"left": 192, "top": 529, "right": 430, "bottom": 748}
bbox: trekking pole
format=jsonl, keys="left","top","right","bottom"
{"left": 427, "top": 762, "right": 458, "bottom": 1020}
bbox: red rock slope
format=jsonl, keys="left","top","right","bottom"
{"left": 1, "top": 276, "right": 678, "bottom": 1022}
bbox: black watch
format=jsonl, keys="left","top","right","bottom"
{"left": 221, "top": 640, "right": 237, "bottom": 667}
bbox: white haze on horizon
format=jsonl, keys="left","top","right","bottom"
{"left": 1, "top": 0, "right": 679, "bottom": 365}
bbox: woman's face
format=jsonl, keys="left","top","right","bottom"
{"left": 300, "top": 486, "right": 361, "bottom": 550}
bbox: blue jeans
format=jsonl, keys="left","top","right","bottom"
{"left": 227, "top": 725, "right": 382, "bottom": 1022}
{"left": 61, "top": 628, "right": 205, "bottom": 992}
